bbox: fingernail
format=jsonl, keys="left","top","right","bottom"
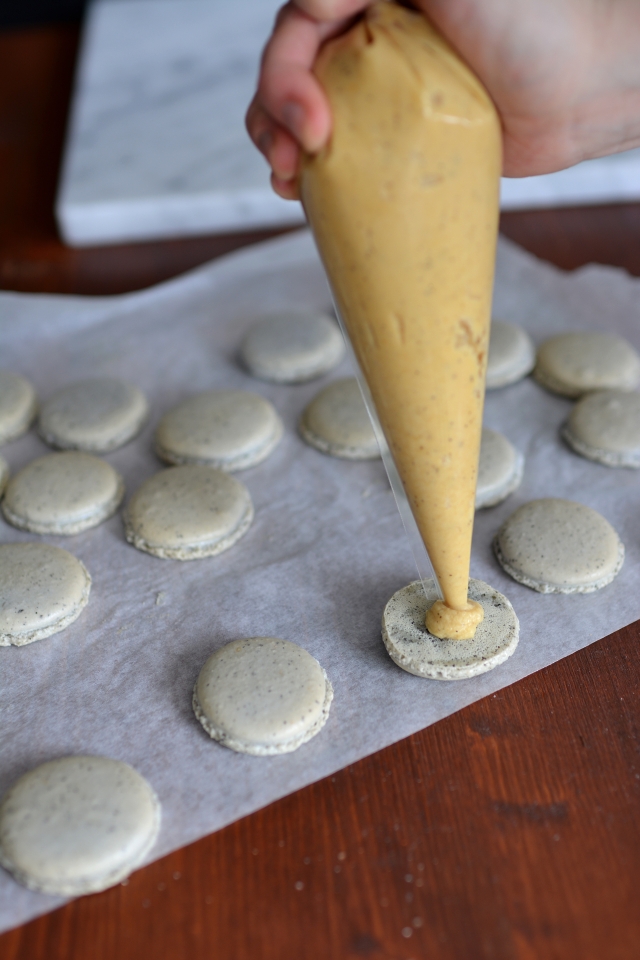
{"left": 271, "top": 173, "right": 300, "bottom": 201}
{"left": 281, "top": 101, "right": 305, "bottom": 141}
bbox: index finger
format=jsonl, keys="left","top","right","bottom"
{"left": 258, "top": 2, "right": 357, "bottom": 151}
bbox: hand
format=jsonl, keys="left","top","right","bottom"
{"left": 246, "top": 2, "right": 358, "bottom": 200}
{"left": 246, "top": 0, "right": 640, "bottom": 199}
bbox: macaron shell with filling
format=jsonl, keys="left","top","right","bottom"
{"left": 382, "top": 578, "right": 519, "bottom": 680}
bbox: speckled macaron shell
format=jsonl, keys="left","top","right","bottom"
{"left": 561, "top": 389, "right": 640, "bottom": 467}
{"left": 38, "top": 378, "right": 148, "bottom": 452}
{"left": 0, "top": 372, "right": 37, "bottom": 445}
{"left": 239, "top": 311, "right": 345, "bottom": 383}
{"left": 1, "top": 452, "right": 125, "bottom": 535}
{"left": 155, "top": 390, "right": 283, "bottom": 470}
{"left": 193, "top": 637, "right": 333, "bottom": 755}
{"left": 299, "top": 377, "right": 380, "bottom": 460}
{"left": 476, "top": 428, "right": 524, "bottom": 509}
{"left": 0, "top": 455, "right": 8, "bottom": 498}
{"left": 0, "top": 756, "right": 160, "bottom": 896}
{"left": 486, "top": 320, "right": 536, "bottom": 389}
{"left": 494, "top": 498, "right": 624, "bottom": 593}
{"left": 382, "top": 579, "right": 519, "bottom": 681}
{"left": 534, "top": 332, "right": 640, "bottom": 398}
{"left": 0, "top": 543, "right": 91, "bottom": 646}
{"left": 124, "top": 464, "right": 253, "bottom": 560}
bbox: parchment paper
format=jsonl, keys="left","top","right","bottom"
{"left": 1, "top": 231, "right": 639, "bottom": 931}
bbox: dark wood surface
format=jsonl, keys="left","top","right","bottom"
{"left": 1, "top": 23, "right": 639, "bottom": 960}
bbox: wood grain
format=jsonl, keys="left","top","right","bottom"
{"left": 3, "top": 624, "right": 639, "bottom": 960}
{"left": 1, "top": 22, "right": 640, "bottom": 960}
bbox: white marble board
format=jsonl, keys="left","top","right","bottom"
{"left": 56, "top": 0, "right": 640, "bottom": 247}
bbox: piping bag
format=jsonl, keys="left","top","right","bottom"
{"left": 299, "top": 1, "right": 502, "bottom": 638}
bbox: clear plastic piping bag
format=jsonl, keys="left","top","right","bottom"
{"left": 331, "top": 297, "right": 443, "bottom": 601}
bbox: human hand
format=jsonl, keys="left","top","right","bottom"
{"left": 246, "top": 1, "right": 360, "bottom": 200}
{"left": 246, "top": 0, "right": 640, "bottom": 199}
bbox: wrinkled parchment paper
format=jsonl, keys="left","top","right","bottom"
{"left": 2, "top": 231, "right": 639, "bottom": 930}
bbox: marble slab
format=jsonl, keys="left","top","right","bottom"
{"left": 57, "top": 0, "right": 306, "bottom": 246}
{"left": 56, "top": 0, "right": 640, "bottom": 247}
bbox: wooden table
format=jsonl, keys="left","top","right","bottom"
{"left": 2, "top": 23, "right": 640, "bottom": 960}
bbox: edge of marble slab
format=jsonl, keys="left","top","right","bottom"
{"left": 57, "top": 171, "right": 640, "bottom": 247}
{"left": 57, "top": 183, "right": 640, "bottom": 249}
{"left": 500, "top": 156, "right": 640, "bottom": 210}
{"left": 56, "top": 190, "right": 306, "bottom": 247}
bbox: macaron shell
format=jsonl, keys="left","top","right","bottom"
{"left": 0, "top": 455, "right": 9, "bottom": 497}
{"left": 240, "top": 311, "right": 344, "bottom": 383}
{"left": 155, "top": 390, "right": 283, "bottom": 470}
{"left": 124, "top": 465, "right": 253, "bottom": 560}
{"left": 0, "top": 756, "right": 160, "bottom": 896}
{"left": 0, "top": 372, "right": 37, "bottom": 445}
{"left": 494, "top": 498, "right": 624, "bottom": 593}
{"left": 486, "top": 320, "right": 535, "bottom": 389}
{"left": 562, "top": 389, "right": 640, "bottom": 467}
{"left": 38, "top": 378, "right": 148, "bottom": 452}
{"left": 299, "top": 377, "right": 380, "bottom": 460}
{"left": 193, "top": 637, "right": 333, "bottom": 755}
{"left": 1, "top": 452, "right": 125, "bottom": 535}
{"left": 0, "top": 543, "right": 91, "bottom": 646}
{"left": 476, "top": 428, "right": 524, "bottom": 508}
{"left": 534, "top": 332, "right": 640, "bottom": 398}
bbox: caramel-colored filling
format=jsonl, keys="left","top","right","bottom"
{"left": 425, "top": 598, "right": 484, "bottom": 640}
